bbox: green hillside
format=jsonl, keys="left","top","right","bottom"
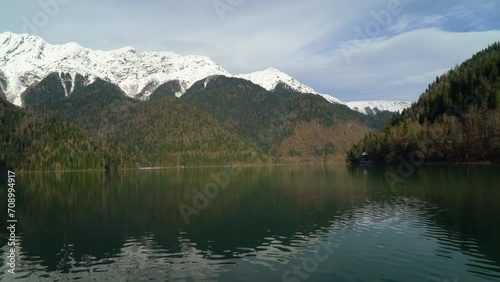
{"left": 9, "top": 71, "right": 398, "bottom": 169}
{"left": 0, "top": 98, "right": 129, "bottom": 171}
{"left": 108, "top": 97, "right": 267, "bottom": 167}
{"left": 24, "top": 75, "right": 137, "bottom": 133}
{"left": 20, "top": 76, "right": 267, "bottom": 168}
{"left": 182, "top": 76, "right": 289, "bottom": 152}
{"left": 347, "top": 42, "right": 500, "bottom": 163}
{"left": 182, "top": 76, "right": 385, "bottom": 161}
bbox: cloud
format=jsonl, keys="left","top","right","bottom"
{"left": 294, "top": 28, "right": 500, "bottom": 101}
{"left": 389, "top": 15, "right": 448, "bottom": 33}
{"left": 0, "top": 0, "right": 499, "bottom": 102}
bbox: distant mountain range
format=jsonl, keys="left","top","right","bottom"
{"left": 345, "top": 101, "right": 413, "bottom": 115}
{"left": 0, "top": 32, "right": 410, "bottom": 114}
{"left": 2, "top": 32, "right": 496, "bottom": 170}
{"left": 0, "top": 32, "right": 419, "bottom": 171}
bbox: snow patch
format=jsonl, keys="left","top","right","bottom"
{"left": 345, "top": 101, "right": 412, "bottom": 115}
{"left": 0, "top": 32, "right": 412, "bottom": 113}
{"left": 0, "top": 32, "right": 229, "bottom": 106}
{"left": 317, "top": 94, "right": 345, "bottom": 105}
{"left": 235, "top": 67, "right": 318, "bottom": 94}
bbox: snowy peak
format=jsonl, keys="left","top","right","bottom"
{"left": 0, "top": 32, "right": 230, "bottom": 105}
{"left": 234, "top": 67, "right": 347, "bottom": 105}
{"left": 318, "top": 94, "right": 345, "bottom": 105}
{"left": 345, "top": 101, "right": 412, "bottom": 115}
{"left": 0, "top": 32, "right": 412, "bottom": 114}
{"left": 235, "top": 67, "right": 318, "bottom": 94}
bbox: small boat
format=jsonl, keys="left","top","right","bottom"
{"left": 359, "top": 152, "right": 372, "bottom": 165}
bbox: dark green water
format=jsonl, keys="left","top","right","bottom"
{"left": 0, "top": 165, "right": 500, "bottom": 281}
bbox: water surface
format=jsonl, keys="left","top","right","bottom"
{"left": 0, "top": 165, "right": 499, "bottom": 281}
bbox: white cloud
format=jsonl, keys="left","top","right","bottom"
{"left": 389, "top": 15, "right": 447, "bottom": 33}
{"left": 293, "top": 28, "right": 500, "bottom": 101}
{"left": 0, "top": 0, "right": 499, "bottom": 102}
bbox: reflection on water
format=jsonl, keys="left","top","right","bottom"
{"left": 0, "top": 165, "right": 499, "bottom": 281}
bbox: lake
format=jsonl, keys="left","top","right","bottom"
{"left": 1, "top": 164, "right": 500, "bottom": 281}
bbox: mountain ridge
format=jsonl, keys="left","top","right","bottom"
{"left": 0, "top": 32, "right": 230, "bottom": 105}
{"left": 0, "top": 32, "right": 409, "bottom": 114}
{"left": 345, "top": 101, "right": 412, "bottom": 115}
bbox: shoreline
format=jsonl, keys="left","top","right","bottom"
{"left": 9, "top": 161, "right": 343, "bottom": 174}
{"left": 9, "top": 160, "right": 499, "bottom": 174}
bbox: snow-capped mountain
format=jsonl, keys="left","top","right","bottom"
{"left": 345, "top": 101, "right": 412, "bottom": 115}
{"left": 0, "top": 32, "right": 411, "bottom": 114}
{"left": 235, "top": 68, "right": 410, "bottom": 115}
{"left": 235, "top": 68, "right": 347, "bottom": 105}
{"left": 235, "top": 67, "right": 318, "bottom": 94}
{"left": 0, "top": 32, "right": 229, "bottom": 105}
{"left": 318, "top": 94, "right": 345, "bottom": 105}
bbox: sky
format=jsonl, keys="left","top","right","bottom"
{"left": 0, "top": 0, "right": 499, "bottom": 102}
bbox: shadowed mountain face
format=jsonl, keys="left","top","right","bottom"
{"left": 105, "top": 97, "right": 268, "bottom": 166}
{"left": 182, "top": 76, "right": 289, "bottom": 152}
{"left": 0, "top": 70, "right": 7, "bottom": 100}
{"left": 271, "top": 81, "right": 303, "bottom": 100}
{"left": 0, "top": 98, "right": 129, "bottom": 171}
{"left": 5, "top": 72, "right": 394, "bottom": 170}
{"left": 182, "top": 75, "right": 388, "bottom": 161}
{"left": 3, "top": 68, "right": 396, "bottom": 171}
{"left": 21, "top": 72, "right": 94, "bottom": 109}
{"left": 6, "top": 74, "right": 267, "bottom": 170}
{"left": 24, "top": 75, "right": 138, "bottom": 133}
{"left": 148, "top": 80, "right": 183, "bottom": 100}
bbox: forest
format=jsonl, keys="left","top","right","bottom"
{"left": 5, "top": 43, "right": 498, "bottom": 171}
{"left": 347, "top": 42, "right": 500, "bottom": 164}
{"left": 2, "top": 72, "right": 391, "bottom": 171}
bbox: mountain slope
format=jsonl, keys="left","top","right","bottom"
{"left": 181, "top": 76, "right": 386, "bottom": 161}
{"left": 21, "top": 72, "right": 385, "bottom": 164}
{"left": 0, "top": 32, "right": 229, "bottom": 105}
{"left": 109, "top": 97, "right": 267, "bottom": 166}
{"left": 235, "top": 67, "right": 318, "bottom": 94}
{"left": 0, "top": 98, "right": 129, "bottom": 171}
{"left": 347, "top": 42, "right": 500, "bottom": 163}
{"left": 182, "top": 75, "right": 288, "bottom": 152}
{"left": 23, "top": 75, "right": 137, "bottom": 133}
{"left": 0, "top": 70, "right": 7, "bottom": 100}
{"left": 318, "top": 94, "right": 345, "bottom": 105}
{"left": 235, "top": 68, "right": 348, "bottom": 106}
{"left": 1, "top": 32, "right": 410, "bottom": 114}
{"left": 148, "top": 80, "right": 183, "bottom": 100}
{"left": 22, "top": 76, "right": 268, "bottom": 167}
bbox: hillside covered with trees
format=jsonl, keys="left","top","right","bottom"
{"left": 182, "top": 75, "right": 391, "bottom": 162}
{"left": 347, "top": 42, "right": 500, "bottom": 163}
{"left": 16, "top": 76, "right": 268, "bottom": 170}
{"left": 3, "top": 67, "right": 403, "bottom": 171}
{"left": 0, "top": 98, "right": 130, "bottom": 171}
